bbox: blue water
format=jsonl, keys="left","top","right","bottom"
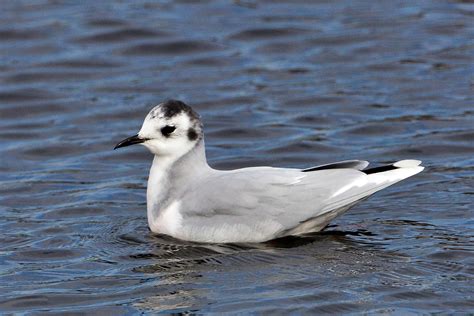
{"left": 0, "top": 0, "right": 473, "bottom": 313}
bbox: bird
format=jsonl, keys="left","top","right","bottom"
{"left": 114, "top": 100, "right": 424, "bottom": 243}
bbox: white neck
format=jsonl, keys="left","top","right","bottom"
{"left": 146, "top": 140, "right": 211, "bottom": 231}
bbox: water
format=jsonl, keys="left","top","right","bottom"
{"left": 0, "top": 0, "right": 473, "bottom": 313}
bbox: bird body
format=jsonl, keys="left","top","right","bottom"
{"left": 115, "top": 100, "right": 424, "bottom": 243}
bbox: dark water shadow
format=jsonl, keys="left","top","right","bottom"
{"left": 128, "top": 227, "right": 386, "bottom": 276}
{"left": 261, "top": 228, "right": 377, "bottom": 249}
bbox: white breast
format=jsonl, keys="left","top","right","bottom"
{"left": 148, "top": 200, "right": 183, "bottom": 235}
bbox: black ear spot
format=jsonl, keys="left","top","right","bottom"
{"left": 161, "top": 125, "right": 176, "bottom": 137}
{"left": 187, "top": 128, "right": 198, "bottom": 141}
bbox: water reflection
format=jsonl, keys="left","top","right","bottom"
{"left": 131, "top": 227, "right": 411, "bottom": 313}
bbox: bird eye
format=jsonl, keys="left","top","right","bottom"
{"left": 161, "top": 125, "right": 176, "bottom": 137}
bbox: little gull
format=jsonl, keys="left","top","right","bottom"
{"left": 115, "top": 100, "right": 424, "bottom": 243}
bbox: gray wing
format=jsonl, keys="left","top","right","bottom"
{"left": 179, "top": 167, "right": 367, "bottom": 241}
{"left": 176, "top": 161, "right": 423, "bottom": 242}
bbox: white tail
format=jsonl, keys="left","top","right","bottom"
{"left": 283, "top": 160, "right": 424, "bottom": 236}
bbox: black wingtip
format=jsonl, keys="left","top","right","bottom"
{"left": 362, "top": 164, "right": 398, "bottom": 175}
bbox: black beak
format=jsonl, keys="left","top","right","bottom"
{"left": 114, "top": 134, "right": 146, "bottom": 150}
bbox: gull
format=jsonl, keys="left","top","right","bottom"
{"left": 114, "top": 100, "right": 424, "bottom": 243}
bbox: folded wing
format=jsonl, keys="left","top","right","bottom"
{"left": 179, "top": 160, "right": 423, "bottom": 242}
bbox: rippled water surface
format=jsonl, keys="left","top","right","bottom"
{"left": 1, "top": 0, "right": 473, "bottom": 314}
